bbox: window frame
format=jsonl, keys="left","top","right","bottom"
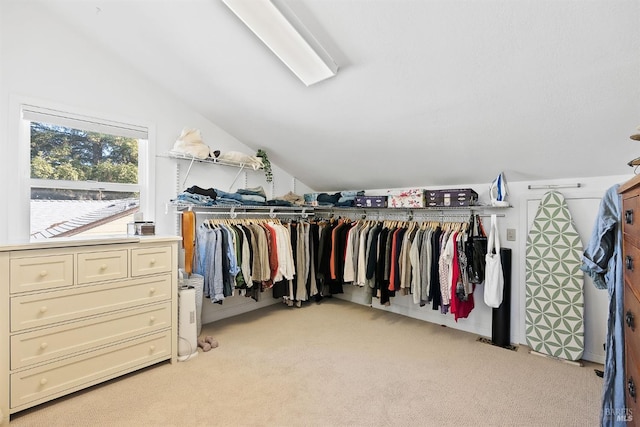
{"left": 16, "top": 100, "right": 154, "bottom": 240}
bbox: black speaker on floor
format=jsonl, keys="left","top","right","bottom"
{"left": 491, "top": 248, "right": 512, "bottom": 348}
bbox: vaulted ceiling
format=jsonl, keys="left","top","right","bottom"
{"left": 42, "top": 0, "right": 640, "bottom": 191}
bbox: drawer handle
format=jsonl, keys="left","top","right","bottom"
{"left": 39, "top": 306, "right": 48, "bottom": 314}
{"left": 150, "top": 258, "right": 156, "bottom": 265}
{"left": 626, "top": 209, "right": 634, "bottom": 225}
{"left": 149, "top": 345, "right": 156, "bottom": 353}
{"left": 99, "top": 264, "right": 107, "bottom": 271}
{"left": 40, "top": 378, "right": 48, "bottom": 386}
{"left": 39, "top": 270, "right": 48, "bottom": 277}
{"left": 627, "top": 311, "right": 636, "bottom": 331}
{"left": 629, "top": 377, "right": 637, "bottom": 402}
{"left": 40, "top": 342, "right": 48, "bottom": 350}
{"left": 627, "top": 256, "right": 634, "bottom": 271}
{"left": 149, "top": 287, "right": 156, "bottom": 294}
{"left": 149, "top": 316, "right": 156, "bottom": 323}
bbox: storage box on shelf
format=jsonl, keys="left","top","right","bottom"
{"left": 387, "top": 189, "right": 426, "bottom": 208}
{"left": 0, "top": 236, "right": 180, "bottom": 425}
{"left": 354, "top": 196, "right": 387, "bottom": 208}
{"left": 426, "top": 188, "right": 478, "bottom": 207}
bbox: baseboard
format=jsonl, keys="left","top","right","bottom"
{"left": 201, "top": 290, "right": 279, "bottom": 324}
{"left": 334, "top": 285, "right": 493, "bottom": 338}
{"left": 582, "top": 350, "right": 605, "bottom": 365}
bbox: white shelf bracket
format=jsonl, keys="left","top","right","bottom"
{"left": 228, "top": 164, "right": 246, "bottom": 192}
{"left": 181, "top": 156, "right": 197, "bottom": 189}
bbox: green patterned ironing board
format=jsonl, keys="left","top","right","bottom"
{"left": 525, "top": 191, "right": 584, "bottom": 361}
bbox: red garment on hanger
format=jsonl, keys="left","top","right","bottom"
{"left": 450, "top": 232, "right": 475, "bottom": 321}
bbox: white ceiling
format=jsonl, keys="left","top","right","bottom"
{"left": 42, "top": 0, "right": 640, "bottom": 191}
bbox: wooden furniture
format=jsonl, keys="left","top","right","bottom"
{"left": 620, "top": 174, "right": 640, "bottom": 420}
{"left": 0, "top": 236, "right": 180, "bottom": 425}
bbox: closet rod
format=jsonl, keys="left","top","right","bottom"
{"left": 192, "top": 211, "right": 315, "bottom": 216}
{"left": 399, "top": 213, "right": 506, "bottom": 219}
{"left": 315, "top": 212, "right": 505, "bottom": 220}
{"left": 527, "top": 183, "right": 581, "bottom": 190}
{"left": 175, "top": 208, "right": 313, "bottom": 219}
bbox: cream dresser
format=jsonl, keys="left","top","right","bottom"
{"left": 0, "top": 236, "right": 181, "bottom": 425}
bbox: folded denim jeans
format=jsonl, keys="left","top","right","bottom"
{"left": 239, "top": 194, "right": 266, "bottom": 203}
{"left": 173, "top": 192, "right": 216, "bottom": 206}
{"left": 214, "top": 189, "right": 243, "bottom": 201}
{"left": 237, "top": 186, "right": 266, "bottom": 198}
{"left": 213, "top": 198, "right": 243, "bottom": 206}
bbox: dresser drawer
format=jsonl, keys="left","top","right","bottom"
{"left": 11, "top": 302, "right": 171, "bottom": 370}
{"left": 11, "top": 274, "right": 172, "bottom": 332}
{"left": 624, "top": 284, "right": 640, "bottom": 360}
{"left": 10, "top": 254, "right": 73, "bottom": 294}
{"left": 77, "top": 249, "right": 128, "bottom": 285}
{"left": 10, "top": 331, "right": 171, "bottom": 409}
{"left": 623, "top": 194, "right": 640, "bottom": 240}
{"left": 624, "top": 243, "right": 640, "bottom": 292}
{"left": 131, "top": 246, "right": 172, "bottom": 277}
{"left": 626, "top": 344, "right": 640, "bottom": 423}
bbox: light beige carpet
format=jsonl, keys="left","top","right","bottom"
{"left": 10, "top": 298, "right": 602, "bottom": 426}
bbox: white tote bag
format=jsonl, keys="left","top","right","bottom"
{"left": 484, "top": 214, "right": 504, "bottom": 308}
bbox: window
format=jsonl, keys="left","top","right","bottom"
{"left": 22, "top": 105, "right": 150, "bottom": 239}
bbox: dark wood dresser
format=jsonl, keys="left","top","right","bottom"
{"left": 619, "top": 174, "right": 640, "bottom": 422}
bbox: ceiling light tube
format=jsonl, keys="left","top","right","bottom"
{"left": 221, "top": 0, "right": 338, "bottom": 86}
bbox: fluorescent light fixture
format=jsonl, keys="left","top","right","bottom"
{"left": 221, "top": 0, "right": 338, "bottom": 86}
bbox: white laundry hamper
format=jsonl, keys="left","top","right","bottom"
{"left": 178, "top": 269, "right": 204, "bottom": 336}
{"left": 177, "top": 287, "right": 197, "bottom": 361}
{"left": 177, "top": 270, "right": 204, "bottom": 362}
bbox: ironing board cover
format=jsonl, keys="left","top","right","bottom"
{"left": 525, "top": 190, "right": 584, "bottom": 361}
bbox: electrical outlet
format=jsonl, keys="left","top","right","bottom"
{"left": 506, "top": 228, "right": 516, "bottom": 241}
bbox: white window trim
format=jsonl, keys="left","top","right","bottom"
{"left": 21, "top": 105, "right": 148, "bottom": 140}
{"left": 30, "top": 179, "right": 141, "bottom": 193}
{"left": 11, "top": 96, "right": 155, "bottom": 241}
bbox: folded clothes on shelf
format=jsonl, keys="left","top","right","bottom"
{"left": 304, "top": 190, "right": 364, "bottom": 207}
{"left": 172, "top": 192, "right": 217, "bottom": 206}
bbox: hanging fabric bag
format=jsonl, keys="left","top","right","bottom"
{"left": 484, "top": 214, "right": 504, "bottom": 308}
{"left": 467, "top": 214, "right": 487, "bottom": 284}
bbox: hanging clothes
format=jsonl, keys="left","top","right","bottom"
{"left": 438, "top": 228, "right": 453, "bottom": 313}
{"left": 450, "top": 229, "right": 475, "bottom": 321}
{"left": 429, "top": 226, "right": 443, "bottom": 311}
{"left": 309, "top": 214, "right": 476, "bottom": 320}
{"left": 409, "top": 226, "right": 425, "bottom": 305}
{"left": 195, "top": 218, "right": 317, "bottom": 305}
{"left": 376, "top": 226, "right": 392, "bottom": 305}
{"left": 581, "top": 185, "right": 624, "bottom": 426}
{"left": 195, "top": 223, "right": 225, "bottom": 303}
{"left": 419, "top": 226, "right": 434, "bottom": 306}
